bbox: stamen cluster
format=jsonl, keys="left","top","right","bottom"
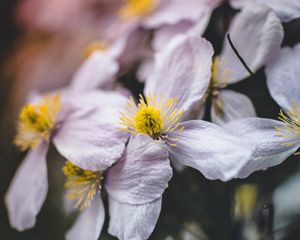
{"left": 120, "top": 94, "right": 184, "bottom": 146}
{"left": 14, "top": 95, "right": 61, "bottom": 150}
{"left": 276, "top": 101, "right": 300, "bottom": 155}
{"left": 63, "top": 161, "right": 103, "bottom": 211}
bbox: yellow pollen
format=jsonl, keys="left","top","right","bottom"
{"left": 14, "top": 94, "right": 61, "bottom": 150}
{"left": 83, "top": 41, "right": 107, "bottom": 59}
{"left": 275, "top": 100, "right": 300, "bottom": 155}
{"left": 63, "top": 161, "right": 103, "bottom": 211}
{"left": 119, "top": 0, "right": 157, "bottom": 19}
{"left": 120, "top": 94, "right": 184, "bottom": 146}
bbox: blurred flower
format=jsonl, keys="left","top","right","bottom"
{"left": 234, "top": 184, "right": 258, "bottom": 220}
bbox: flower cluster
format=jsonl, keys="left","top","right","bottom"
{"left": 4, "top": 1, "right": 300, "bottom": 240}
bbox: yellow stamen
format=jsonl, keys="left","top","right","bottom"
{"left": 120, "top": 94, "right": 184, "bottom": 146}
{"left": 14, "top": 94, "right": 61, "bottom": 150}
{"left": 275, "top": 100, "right": 300, "bottom": 155}
{"left": 63, "top": 161, "right": 103, "bottom": 211}
{"left": 209, "top": 57, "right": 231, "bottom": 97}
{"left": 119, "top": 0, "right": 157, "bottom": 19}
{"left": 83, "top": 41, "right": 107, "bottom": 59}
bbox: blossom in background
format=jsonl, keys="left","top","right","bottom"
{"left": 207, "top": 3, "right": 283, "bottom": 125}
{"left": 5, "top": 78, "right": 128, "bottom": 231}
{"left": 229, "top": 0, "right": 300, "bottom": 22}
{"left": 223, "top": 43, "right": 300, "bottom": 178}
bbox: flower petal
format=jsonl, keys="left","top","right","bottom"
{"left": 105, "top": 134, "right": 172, "bottom": 204}
{"left": 152, "top": 21, "right": 194, "bottom": 51}
{"left": 211, "top": 90, "right": 256, "bottom": 126}
{"left": 143, "top": 0, "right": 221, "bottom": 28}
{"left": 54, "top": 90, "right": 129, "bottom": 171}
{"left": 230, "top": 0, "right": 300, "bottom": 22}
{"left": 70, "top": 52, "right": 119, "bottom": 93}
{"left": 145, "top": 35, "right": 213, "bottom": 112}
{"left": 225, "top": 118, "right": 299, "bottom": 178}
{"left": 266, "top": 43, "right": 300, "bottom": 111}
{"left": 108, "top": 196, "right": 162, "bottom": 240}
{"left": 220, "top": 3, "right": 283, "bottom": 83}
{"left": 5, "top": 143, "right": 49, "bottom": 231}
{"left": 167, "top": 120, "right": 253, "bottom": 181}
{"left": 66, "top": 195, "right": 105, "bottom": 240}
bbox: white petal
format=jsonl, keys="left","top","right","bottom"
{"left": 211, "top": 90, "right": 256, "bottom": 126}
{"left": 266, "top": 43, "right": 300, "bottom": 111}
{"left": 225, "top": 118, "right": 299, "bottom": 178}
{"left": 70, "top": 52, "right": 119, "bottom": 93}
{"left": 5, "top": 143, "right": 49, "bottom": 231}
{"left": 66, "top": 195, "right": 105, "bottom": 240}
{"left": 230, "top": 0, "right": 300, "bottom": 22}
{"left": 108, "top": 196, "right": 162, "bottom": 240}
{"left": 105, "top": 134, "right": 172, "bottom": 204}
{"left": 167, "top": 120, "right": 253, "bottom": 181}
{"left": 145, "top": 35, "right": 213, "bottom": 112}
{"left": 142, "top": 0, "right": 216, "bottom": 28}
{"left": 220, "top": 3, "right": 283, "bottom": 83}
{"left": 54, "top": 90, "right": 129, "bottom": 171}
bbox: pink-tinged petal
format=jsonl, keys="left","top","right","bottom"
{"left": 145, "top": 35, "right": 213, "bottom": 112}
{"left": 266, "top": 43, "right": 300, "bottom": 111}
{"left": 5, "top": 143, "right": 49, "bottom": 231}
{"left": 54, "top": 90, "right": 129, "bottom": 171}
{"left": 66, "top": 195, "right": 105, "bottom": 240}
{"left": 143, "top": 0, "right": 220, "bottom": 28}
{"left": 225, "top": 118, "right": 299, "bottom": 178}
{"left": 167, "top": 120, "right": 253, "bottom": 181}
{"left": 220, "top": 3, "right": 283, "bottom": 83}
{"left": 230, "top": 0, "right": 300, "bottom": 22}
{"left": 105, "top": 135, "right": 172, "bottom": 205}
{"left": 211, "top": 90, "right": 256, "bottom": 126}
{"left": 152, "top": 21, "right": 194, "bottom": 51}
{"left": 108, "top": 196, "right": 162, "bottom": 240}
{"left": 70, "top": 52, "right": 119, "bottom": 93}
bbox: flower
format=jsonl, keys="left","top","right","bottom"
{"left": 81, "top": 35, "right": 253, "bottom": 239}
{"left": 265, "top": 42, "right": 300, "bottom": 154}
{"left": 62, "top": 131, "right": 171, "bottom": 240}
{"left": 5, "top": 86, "right": 128, "bottom": 231}
{"left": 201, "top": 3, "right": 283, "bottom": 125}
{"left": 222, "top": 43, "right": 300, "bottom": 178}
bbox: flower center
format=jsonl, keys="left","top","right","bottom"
{"left": 120, "top": 94, "right": 184, "bottom": 146}
{"left": 14, "top": 94, "right": 61, "bottom": 150}
{"left": 119, "top": 0, "right": 157, "bottom": 19}
{"left": 276, "top": 100, "right": 300, "bottom": 155}
{"left": 63, "top": 161, "right": 103, "bottom": 211}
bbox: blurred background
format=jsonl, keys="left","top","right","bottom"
{"left": 1, "top": 1, "right": 300, "bottom": 239}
